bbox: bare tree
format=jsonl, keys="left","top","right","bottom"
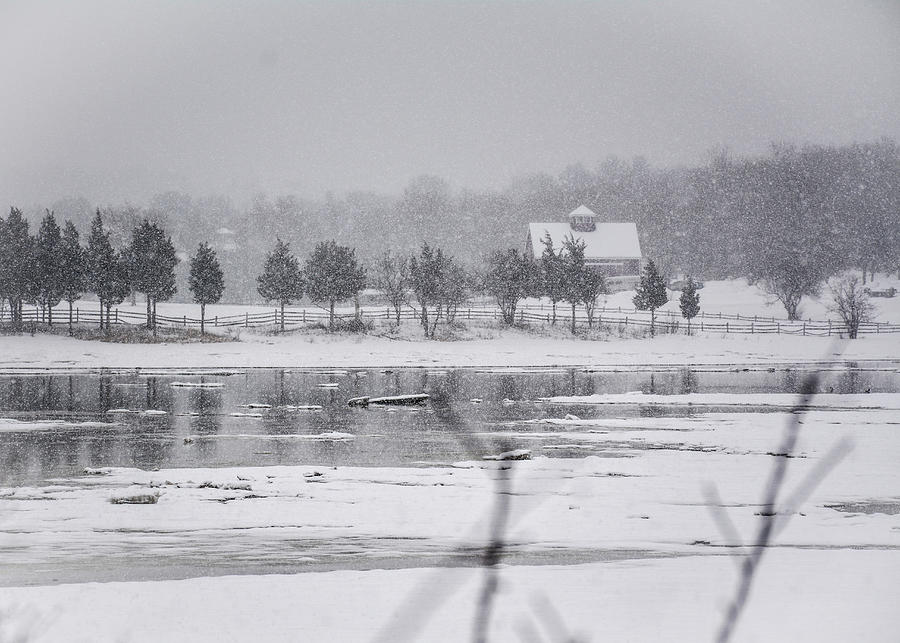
{"left": 828, "top": 275, "right": 875, "bottom": 339}
{"left": 371, "top": 250, "right": 410, "bottom": 325}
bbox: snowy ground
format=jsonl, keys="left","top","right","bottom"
{"left": 3, "top": 275, "right": 899, "bottom": 372}
{"left": 1, "top": 396, "right": 899, "bottom": 641}
{"left": 1, "top": 328, "right": 899, "bottom": 372}
{"left": 27, "top": 273, "right": 900, "bottom": 324}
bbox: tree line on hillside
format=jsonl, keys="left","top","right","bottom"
{"left": 18, "top": 139, "right": 898, "bottom": 303}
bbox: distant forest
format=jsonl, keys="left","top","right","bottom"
{"left": 14, "top": 139, "right": 900, "bottom": 303}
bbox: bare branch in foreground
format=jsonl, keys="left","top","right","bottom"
{"left": 472, "top": 463, "right": 513, "bottom": 643}
{"left": 714, "top": 374, "right": 820, "bottom": 643}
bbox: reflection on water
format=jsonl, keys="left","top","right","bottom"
{"left": 0, "top": 365, "right": 897, "bottom": 485}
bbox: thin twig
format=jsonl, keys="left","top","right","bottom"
{"left": 714, "top": 374, "right": 819, "bottom": 643}
{"left": 702, "top": 482, "right": 745, "bottom": 553}
{"left": 772, "top": 437, "right": 853, "bottom": 538}
{"left": 472, "top": 462, "right": 513, "bottom": 643}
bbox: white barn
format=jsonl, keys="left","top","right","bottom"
{"left": 526, "top": 205, "right": 643, "bottom": 291}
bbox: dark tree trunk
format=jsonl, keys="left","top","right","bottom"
{"left": 200, "top": 303, "right": 206, "bottom": 335}
{"left": 47, "top": 304, "right": 53, "bottom": 327}
{"left": 551, "top": 301, "right": 557, "bottom": 325}
{"left": 329, "top": 300, "right": 335, "bottom": 329}
{"left": 570, "top": 303, "right": 576, "bottom": 334}
{"left": 650, "top": 308, "right": 656, "bottom": 337}
{"left": 280, "top": 303, "right": 285, "bottom": 331}
{"left": 68, "top": 301, "right": 74, "bottom": 335}
{"left": 99, "top": 300, "right": 104, "bottom": 330}
{"left": 146, "top": 295, "right": 153, "bottom": 328}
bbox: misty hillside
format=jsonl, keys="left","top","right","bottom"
{"left": 16, "top": 139, "right": 900, "bottom": 303}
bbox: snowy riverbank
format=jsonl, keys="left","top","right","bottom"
{"left": 1, "top": 329, "right": 900, "bottom": 371}
{"left": 1, "top": 402, "right": 899, "bottom": 641}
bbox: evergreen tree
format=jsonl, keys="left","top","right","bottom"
{"left": 189, "top": 243, "right": 225, "bottom": 334}
{"left": 679, "top": 277, "right": 701, "bottom": 335}
{"left": 485, "top": 248, "right": 538, "bottom": 325}
{"left": 59, "top": 221, "right": 87, "bottom": 334}
{"left": 539, "top": 232, "right": 565, "bottom": 325}
{"left": 633, "top": 259, "right": 669, "bottom": 337}
{"left": 304, "top": 240, "right": 366, "bottom": 329}
{"left": 257, "top": 238, "right": 304, "bottom": 331}
{"left": 32, "top": 210, "right": 65, "bottom": 326}
{"left": 0, "top": 207, "right": 34, "bottom": 329}
{"left": 128, "top": 220, "right": 179, "bottom": 330}
{"left": 86, "top": 209, "right": 119, "bottom": 330}
{"left": 559, "top": 235, "right": 588, "bottom": 334}
{"left": 104, "top": 251, "right": 131, "bottom": 330}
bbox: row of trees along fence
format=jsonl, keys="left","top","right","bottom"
{"left": 3, "top": 207, "right": 888, "bottom": 339}
{"left": 0, "top": 207, "right": 226, "bottom": 335}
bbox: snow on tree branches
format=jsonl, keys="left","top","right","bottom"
{"left": 257, "top": 238, "right": 304, "bottom": 331}
{"left": 304, "top": 240, "right": 367, "bottom": 329}
{"left": 189, "top": 243, "right": 225, "bottom": 334}
{"left": 633, "top": 259, "right": 668, "bottom": 337}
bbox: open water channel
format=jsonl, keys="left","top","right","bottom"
{"left": 2, "top": 364, "right": 898, "bottom": 486}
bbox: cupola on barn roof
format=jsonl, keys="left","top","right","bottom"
{"left": 567, "top": 205, "right": 596, "bottom": 218}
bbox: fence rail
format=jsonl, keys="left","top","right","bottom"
{"left": 2, "top": 302, "right": 899, "bottom": 336}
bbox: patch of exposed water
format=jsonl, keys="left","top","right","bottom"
{"left": 0, "top": 365, "right": 897, "bottom": 485}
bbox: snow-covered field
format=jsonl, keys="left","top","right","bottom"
{"left": 27, "top": 274, "right": 900, "bottom": 323}
{"left": 1, "top": 397, "right": 899, "bottom": 641}
{"left": 1, "top": 327, "right": 899, "bottom": 371}
{"left": 3, "top": 276, "right": 899, "bottom": 372}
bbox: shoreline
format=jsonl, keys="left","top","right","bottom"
{"left": 1, "top": 329, "right": 898, "bottom": 371}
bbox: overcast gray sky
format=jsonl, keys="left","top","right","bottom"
{"left": 1, "top": 0, "right": 898, "bottom": 206}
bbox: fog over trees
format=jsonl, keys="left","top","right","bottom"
{"left": 10, "top": 139, "right": 898, "bottom": 305}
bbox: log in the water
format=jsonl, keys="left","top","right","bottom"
{"left": 347, "top": 393, "right": 429, "bottom": 407}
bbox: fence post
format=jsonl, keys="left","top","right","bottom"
{"left": 215, "top": 316, "right": 218, "bottom": 327}
{"left": 183, "top": 315, "right": 186, "bottom": 327}
{"left": 751, "top": 322, "right": 754, "bottom": 334}
{"left": 115, "top": 309, "right": 118, "bottom": 324}
{"left": 777, "top": 322, "right": 780, "bottom": 334}
{"left": 726, "top": 322, "right": 729, "bottom": 333}
{"left": 828, "top": 320, "right": 831, "bottom": 336}
{"left": 76, "top": 308, "right": 79, "bottom": 323}
{"left": 303, "top": 309, "right": 306, "bottom": 323}
{"left": 245, "top": 313, "right": 248, "bottom": 328}
{"left": 802, "top": 322, "right": 806, "bottom": 336}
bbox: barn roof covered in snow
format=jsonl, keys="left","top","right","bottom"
{"left": 527, "top": 221, "right": 643, "bottom": 259}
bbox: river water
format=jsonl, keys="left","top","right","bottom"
{"left": 2, "top": 364, "right": 898, "bottom": 486}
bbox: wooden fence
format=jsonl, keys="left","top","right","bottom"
{"left": 3, "top": 302, "right": 900, "bottom": 336}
